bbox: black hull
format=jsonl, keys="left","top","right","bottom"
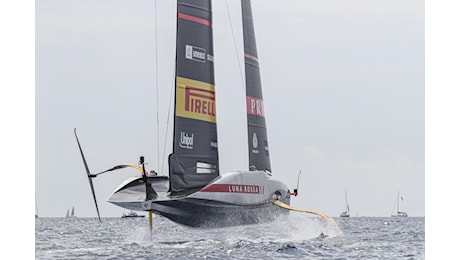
{"left": 151, "top": 198, "right": 290, "bottom": 228}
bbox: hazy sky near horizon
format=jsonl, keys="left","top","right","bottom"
{"left": 34, "top": 0, "right": 425, "bottom": 218}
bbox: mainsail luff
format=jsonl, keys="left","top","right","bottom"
{"left": 169, "top": 0, "right": 219, "bottom": 194}
{"left": 241, "top": 0, "right": 271, "bottom": 172}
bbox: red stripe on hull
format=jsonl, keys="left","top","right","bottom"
{"left": 201, "top": 184, "right": 262, "bottom": 194}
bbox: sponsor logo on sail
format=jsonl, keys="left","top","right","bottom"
{"left": 179, "top": 131, "right": 194, "bottom": 149}
{"left": 252, "top": 132, "right": 259, "bottom": 154}
{"left": 185, "top": 86, "right": 216, "bottom": 116}
{"left": 176, "top": 77, "right": 217, "bottom": 123}
{"left": 246, "top": 96, "right": 265, "bottom": 117}
{"left": 186, "top": 45, "right": 206, "bottom": 63}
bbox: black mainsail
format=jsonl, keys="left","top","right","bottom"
{"left": 242, "top": 0, "right": 271, "bottom": 172}
{"left": 169, "top": 0, "right": 219, "bottom": 194}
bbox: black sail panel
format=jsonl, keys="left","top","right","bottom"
{"left": 170, "top": 0, "right": 219, "bottom": 194}
{"left": 241, "top": 0, "right": 271, "bottom": 172}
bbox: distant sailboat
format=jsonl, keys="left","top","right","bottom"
{"left": 340, "top": 190, "right": 350, "bottom": 217}
{"left": 65, "top": 206, "right": 77, "bottom": 218}
{"left": 391, "top": 191, "right": 408, "bottom": 217}
{"left": 35, "top": 197, "right": 39, "bottom": 218}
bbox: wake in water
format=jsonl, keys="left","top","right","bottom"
{"left": 117, "top": 212, "right": 343, "bottom": 259}
{"left": 127, "top": 211, "right": 341, "bottom": 246}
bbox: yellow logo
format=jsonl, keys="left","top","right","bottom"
{"left": 176, "top": 77, "right": 216, "bottom": 123}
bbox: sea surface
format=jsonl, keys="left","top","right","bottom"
{"left": 35, "top": 213, "right": 424, "bottom": 259}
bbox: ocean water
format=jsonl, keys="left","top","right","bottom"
{"left": 35, "top": 213, "right": 424, "bottom": 259}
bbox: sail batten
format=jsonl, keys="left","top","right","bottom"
{"left": 170, "top": 0, "right": 219, "bottom": 194}
{"left": 242, "top": 0, "right": 271, "bottom": 172}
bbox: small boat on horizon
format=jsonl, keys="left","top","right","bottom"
{"left": 122, "top": 211, "right": 145, "bottom": 218}
{"left": 35, "top": 196, "right": 39, "bottom": 218}
{"left": 339, "top": 190, "right": 350, "bottom": 218}
{"left": 391, "top": 191, "right": 408, "bottom": 217}
{"left": 65, "top": 206, "right": 77, "bottom": 218}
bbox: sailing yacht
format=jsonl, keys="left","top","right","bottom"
{"left": 65, "top": 207, "right": 77, "bottom": 218}
{"left": 105, "top": 0, "right": 289, "bottom": 228}
{"left": 339, "top": 190, "right": 350, "bottom": 217}
{"left": 75, "top": 0, "right": 338, "bottom": 229}
{"left": 391, "top": 191, "right": 408, "bottom": 217}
